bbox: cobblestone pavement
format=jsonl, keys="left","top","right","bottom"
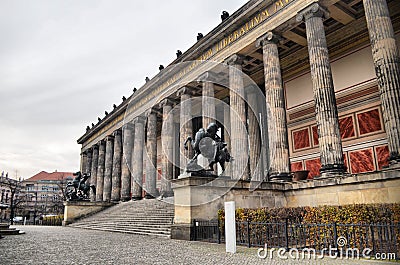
{"left": 0, "top": 226, "right": 394, "bottom": 265}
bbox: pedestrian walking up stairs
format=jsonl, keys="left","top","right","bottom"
{"left": 69, "top": 199, "right": 174, "bottom": 238}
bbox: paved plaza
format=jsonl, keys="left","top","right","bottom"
{"left": 0, "top": 226, "right": 395, "bottom": 265}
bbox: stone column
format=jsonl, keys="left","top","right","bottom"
{"left": 90, "top": 145, "right": 99, "bottom": 201}
{"left": 225, "top": 54, "right": 249, "bottom": 180}
{"left": 121, "top": 124, "right": 134, "bottom": 201}
{"left": 223, "top": 104, "right": 232, "bottom": 177}
{"left": 297, "top": 3, "right": 345, "bottom": 176}
{"left": 96, "top": 140, "right": 106, "bottom": 201}
{"left": 200, "top": 72, "right": 217, "bottom": 127}
{"left": 132, "top": 117, "right": 146, "bottom": 200}
{"left": 103, "top": 135, "right": 114, "bottom": 202}
{"left": 80, "top": 151, "right": 88, "bottom": 174}
{"left": 363, "top": 0, "right": 400, "bottom": 163}
{"left": 145, "top": 109, "right": 159, "bottom": 199}
{"left": 84, "top": 149, "right": 93, "bottom": 193}
{"left": 85, "top": 149, "right": 93, "bottom": 175}
{"left": 111, "top": 129, "right": 122, "bottom": 202}
{"left": 256, "top": 32, "right": 291, "bottom": 181}
{"left": 159, "top": 99, "right": 174, "bottom": 197}
{"left": 246, "top": 88, "right": 263, "bottom": 181}
{"left": 177, "top": 87, "right": 194, "bottom": 173}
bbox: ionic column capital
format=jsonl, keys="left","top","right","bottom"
{"left": 113, "top": 129, "right": 122, "bottom": 137}
{"left": 91, "top": 144, "right": 99, "bottom": 151}
{"left": 145, "top": 108, "right": 159, "bottom": 118}
{"left": 296, "top": 3, "right": 329, "bottom": 22}
{"left": 122, "top": 123, "right": 135, "bottom": 131}
{"left": 256, "top": 32, "right": 282, "bottom": 47}
{"left": 133, "top": 116, "right": 146, "bottom": 124}
{"left": 86, "top": 148, "right": 93, "bottom": 154}
{"left": 159, "top": 98, "right": 174, "bottom": 109}
{"left": 224, "top": 54, "right": 245, "bottom": 66}
{"left": 105, "top": 135, "right": 114, "bottom": 142}
{"left": 177, "top": 86, "right": 194, "bottom": 97}
{"left": 198, "top": 71, "right": 218, "bottom": 83}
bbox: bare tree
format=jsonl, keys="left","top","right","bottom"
{"left": 2, "top": 173, "right": 23, "bottom": 225}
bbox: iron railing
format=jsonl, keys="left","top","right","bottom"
{"left": 193, "top": 219, "right": 399, "bottom": 259}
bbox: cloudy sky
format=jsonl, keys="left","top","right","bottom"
{"left": 0, "top": 0, "right": 248, "bottom": 179}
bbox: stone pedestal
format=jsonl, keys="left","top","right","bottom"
{"left": 171, "top": 175, "right": 285, "bottom": 240}
{"left": 171, "top": 169, "right": 400, "bottom": 240}
{"left": 63, "top": 201, "right": 115, "bottom": 226}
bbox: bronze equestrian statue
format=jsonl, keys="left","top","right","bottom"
{"left": 184, "top": 123, "right": 232, "bottom": 173}
{"left": 65, "top": 171, "right": 95, "bottom": 201}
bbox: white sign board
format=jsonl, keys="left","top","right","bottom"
{"left": 224, "top": 201, "right": 236, "bottom": 253}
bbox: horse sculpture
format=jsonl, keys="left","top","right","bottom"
{"left": 65, "top": 171, "right": 95, "bottom": 201}
{"left": 184, "top": 123, "right": 232, "bottom": 173}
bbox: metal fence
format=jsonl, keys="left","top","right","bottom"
{"left": 193, "top": 219, "right": 400, "bottom": 259}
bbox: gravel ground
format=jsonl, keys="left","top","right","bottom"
{"left": 0, "top": 226, "right": 394, "bottom": 265}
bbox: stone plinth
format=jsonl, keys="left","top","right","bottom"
{"left": 170, "top": 176, "right": 284, "bottom": 240}
{"left": 63, "top": 201, "right": 115, "bottom": 226}
{"left": 171, "top": 169, "right": 400, "bottom": 240}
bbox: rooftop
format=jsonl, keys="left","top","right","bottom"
{"left": 25, "top": 171, "right": 74, "bottom": 182}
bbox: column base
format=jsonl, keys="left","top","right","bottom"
{"left": 319, "top": 164, "right": 346, "bottom": 177}
{"left": 120, "top": 197, "right": 131, "bottom": 202}
{"left": 269, "top": 172, "right": 292, "bottom": 182}
{"left": 131, "top": 197, "right": 143, "bottom": 201}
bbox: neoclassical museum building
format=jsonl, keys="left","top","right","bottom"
{"left": 73, "top": 0, "right": 399, "bottom": 238}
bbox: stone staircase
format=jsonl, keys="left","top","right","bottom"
{"left": 0, "top": 223, "right": 25, "bottom": 237}
{"left": 69, "top": 199, "right": 174, "bottom": 238}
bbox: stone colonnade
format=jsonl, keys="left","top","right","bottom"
{"left": 80, "top": 0, "right": 400, "bottom": 202}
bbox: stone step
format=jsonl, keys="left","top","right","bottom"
{"left": 77, "top": 216, "right": 173, "bottom": 222}
{"left": 72, "top": 222, "right": 171, "bottom": 230}
{"left": 0, "top": 228, "right": 25, "bottom": 235}
{"left": 70, "top": 199, "right": 174, "bottom": 238}
{"left": 73, "top": 226, "right": 170, "bottom": 238}
{"left": 75, "top": 220, "right": 172, "bottom": 225}
{"left": 73, "top": 225, "right": 171, "bottom": 233}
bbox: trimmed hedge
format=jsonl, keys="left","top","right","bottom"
{"left": 218, "top": 203, "right": 400, "bottom": 225}
{"left": 42, "top": 215, "right": 64, "bottom": 226}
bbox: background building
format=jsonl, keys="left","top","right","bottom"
{"left": 22, "top": 171, "right": 73, "bottom": 223}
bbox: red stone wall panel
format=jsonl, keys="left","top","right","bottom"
{"left": 305, "top": 158, "right": 321, "bottom": 179}
{"left": 343, "top": 152, "right": 348, "bottom": 172}
{"left": 349, "top": 148, "right": 375, "bottom": 174}
{"left": 357, "top": 109, "right": 382, "bottom": 135}
{"left": 339, "top": 116, "right": 355, "bottom": 139}
{"left": 291, "top": 162, "right": 303, "bottom": 172}
{"left": 312, "top": 126, "right": 319, "bottom": 146}
{"left": 376, "top": 145, "right": 390, "bottom": 169}
{"left": 293, "top": 128, "right": 310, "bottom": 150}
